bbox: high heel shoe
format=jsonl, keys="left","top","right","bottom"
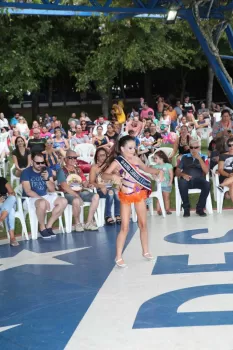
{"left": 115, "top": 258, "right": 127, "bottom": 268}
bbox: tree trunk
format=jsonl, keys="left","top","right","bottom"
{"left": 100, "top": 88, "right": 112, "bottom": 118}
{"left": 32, "top": 92, "right": 39, "bottom": 120}
{"left": 62, "top": 77, "right": 67, "bottom": 107}
{"left": 120, "top": 68, "right": 126, "bottom": 101}
{"left": 180, "top": 76, "right": 187, "bottom": 103}
{"left": 206, "top": 65, "right": 214, "bottom": 109}
{"left": 48, "top": 78, "right": 53, "bottom": 108}
{"left": 144, "top": 71, "right": 152, "bottom": 105}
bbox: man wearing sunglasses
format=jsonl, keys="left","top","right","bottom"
{"left": 20, "top": 153, "right": 68, "bottom": 239}
{"left": 56, "top": 150, "right": 99, "bottom": 232}
{"left": 176, "top": 139, "right": 210, "bottom": 217}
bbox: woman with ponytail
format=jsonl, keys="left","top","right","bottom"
{"left": 102, "top": 135, "right": 163, "bottom": 268}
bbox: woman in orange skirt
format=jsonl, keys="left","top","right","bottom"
{"left": 102, "top": 135, "right": 163, "bottom": 268}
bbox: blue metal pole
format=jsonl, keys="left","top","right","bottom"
{"left": 220, "top": 55, "right": 233, "bottom": 60}
{"left": 225, "top": 24, "right": 233, "bottom": 50}
{"left": 3, "top": 8, "right": 101, "bottom": 16}
{"left": 185, "top": 10, "right": 233, "bottom": 107}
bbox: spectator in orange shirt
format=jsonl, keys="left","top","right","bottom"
{"left": 167, "top": 105, "right": 178, "bottom": 131}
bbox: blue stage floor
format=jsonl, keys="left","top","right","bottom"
{"left": 1, "top": 211, "right": 233, "bottom": 349}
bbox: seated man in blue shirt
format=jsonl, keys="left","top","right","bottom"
{"left": 10, "top": 112, "right": 20, "bottom": 127}
{"left": 175, "top": 139, "right": 210, "bottom": 217}
{"left": 20, "top": 152, "right": 68, "bottom": 238}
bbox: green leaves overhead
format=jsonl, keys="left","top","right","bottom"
{"left": 76, "top": 16, "right": 206, "bottom": 93}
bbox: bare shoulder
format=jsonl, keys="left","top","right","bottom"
{"left": 132, "top": 155, "right": 141, "bottom": 166}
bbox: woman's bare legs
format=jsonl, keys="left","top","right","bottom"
{"left": 228, "top": 184, "right": 233, "bottom": 202}
{"left": 115, "top": 203, "right": 131, "bottom": 265}
{"left": 163, "top": 192, "right": 171, "bottom": 212}
{"left": 135, "top": 200, "right": 152, "bottom": 257}
{"left": 220, "top": 176, "right": 233, "bottom": 187}
{"left": 156, "top": 200, "right": 162, "bottom": 214}
{"left": 220, "top": 177, "right": 233, "bottom": 201}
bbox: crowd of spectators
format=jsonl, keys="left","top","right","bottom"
{"left": 0, "top": 94, "right": 232, "bottom": 246}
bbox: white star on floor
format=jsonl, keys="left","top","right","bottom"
{"left": 0, "top": 324, "right": 21, "bottom": 333}
{"left": 0, "top": 247, "right": 90, "bottom": 272}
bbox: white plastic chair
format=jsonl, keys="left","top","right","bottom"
{"left": 74, "top": 143, "right": 96, "bottom": 164}
{"left": 98, "top": 198, "right": 116, "bottom": 227}
{"left": 214, "top": 167, "right": 230, "bottom": 213}
{"left": 10, "top": 165, "right": 20, "bottom": 188}
{"left": 130, "top": 182, "right": 166, "bottom": 220}
{"left": 174, "top": 175, "right": 213, "bottom": 216}
{"left": 211, "top": 164, "right": 218, "bottom": 202}
{"left": 5, "top": 186, "right": 29, "bottom": 241}
{"left": 15, "top": 185, "right": 65, "bottom": 240}
{"left": 148, "top": 147, "right": 173, "bottom": 166}
{"left": 148, "top": 182, "right": 166, "bottom": 217}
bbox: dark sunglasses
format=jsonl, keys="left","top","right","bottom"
{"left": 190, "top": 146, "right": 199, "bottom": 149}
{"left": 67, "top": 156, "right": 77, "bottom": 160}
{"left": 34, "top": 161, "right": 45, "bottom": 165}
{"left": 228, "top": 143, "right": 233, "bottom": 147}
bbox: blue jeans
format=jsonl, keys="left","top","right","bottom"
{"left": 0, "top": 195, "right": 16, "bottom": 231}
{"left": 98, "top": 188, "right": 120, "bottom": 217}
{"left": 178, "top": 177, "right": 210, "bottom": 211}
{"left": 171, "top": 120, "right": 177, "bottom": 132}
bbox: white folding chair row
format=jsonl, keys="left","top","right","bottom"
{"left": 174, "top": 175, "right": 213, "bottom": 216}
{"left": 14, "top": 185, "right": 65, "bottom": 240}
{"left": 58, "top": 190, "right": 101, "bottom": 233}
{"left": 212, "top": 165, "right": 230, "bottom": 213}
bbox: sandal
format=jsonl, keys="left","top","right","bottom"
{"left": 105, "top": 216, "right": 115, "bottom": 225}
{"left": 115, "top": 216, "right": 121, "bottom": 225}
{"left": 115, "top": 258, "right": 127, "bottom": 268}
{"left": 10, "top": 239, "right": 19, "bottom": 247}
{"left": 166, "top": 211, "right": 172, "bottom": 215}
{"left": 143, "top": 252, "right": 154, "bottom": 261}
{"left": 157, "top": 211, "right": 162, "bottom": 216}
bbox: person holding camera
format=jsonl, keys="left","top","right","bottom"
{"left": 0, "top": 178, "right": 18, "bottom": 246}
{"left": 212, "top": 109, "right": 233, "bottom": 140}
{"left": 20, "top": 152, "right": 68, "bottom": 239}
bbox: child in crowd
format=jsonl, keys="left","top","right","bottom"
{"left": 128, "top": 130, "right": 140, "bottom": 148}
{"left": 151, "top": 150, "right": 173, "bottom": 215}
{"left": 140, "top": 129, "right": 154, "bottom": 151}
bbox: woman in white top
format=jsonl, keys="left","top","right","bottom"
{"left": 0, "top": 113, "right": 9, "bottom": 130}
{"left": 0, "top": 127, "right": 10, "bottom": 161}
{"left": 16, "top": 117, "right": 30, "bottom": 139}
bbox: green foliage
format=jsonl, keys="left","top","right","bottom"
{"left": 76, "top": 16, "right": 207, "bottom": 93}
{"left": 0, "top": 15, "right": 96, "bottom": 100}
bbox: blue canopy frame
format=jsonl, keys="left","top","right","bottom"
{"left": 0, "top": 0, "right": 233, "bottom": 105}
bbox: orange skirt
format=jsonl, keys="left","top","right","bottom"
{"left": 118, "top": 189, "right": 148, "bottom": 204}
